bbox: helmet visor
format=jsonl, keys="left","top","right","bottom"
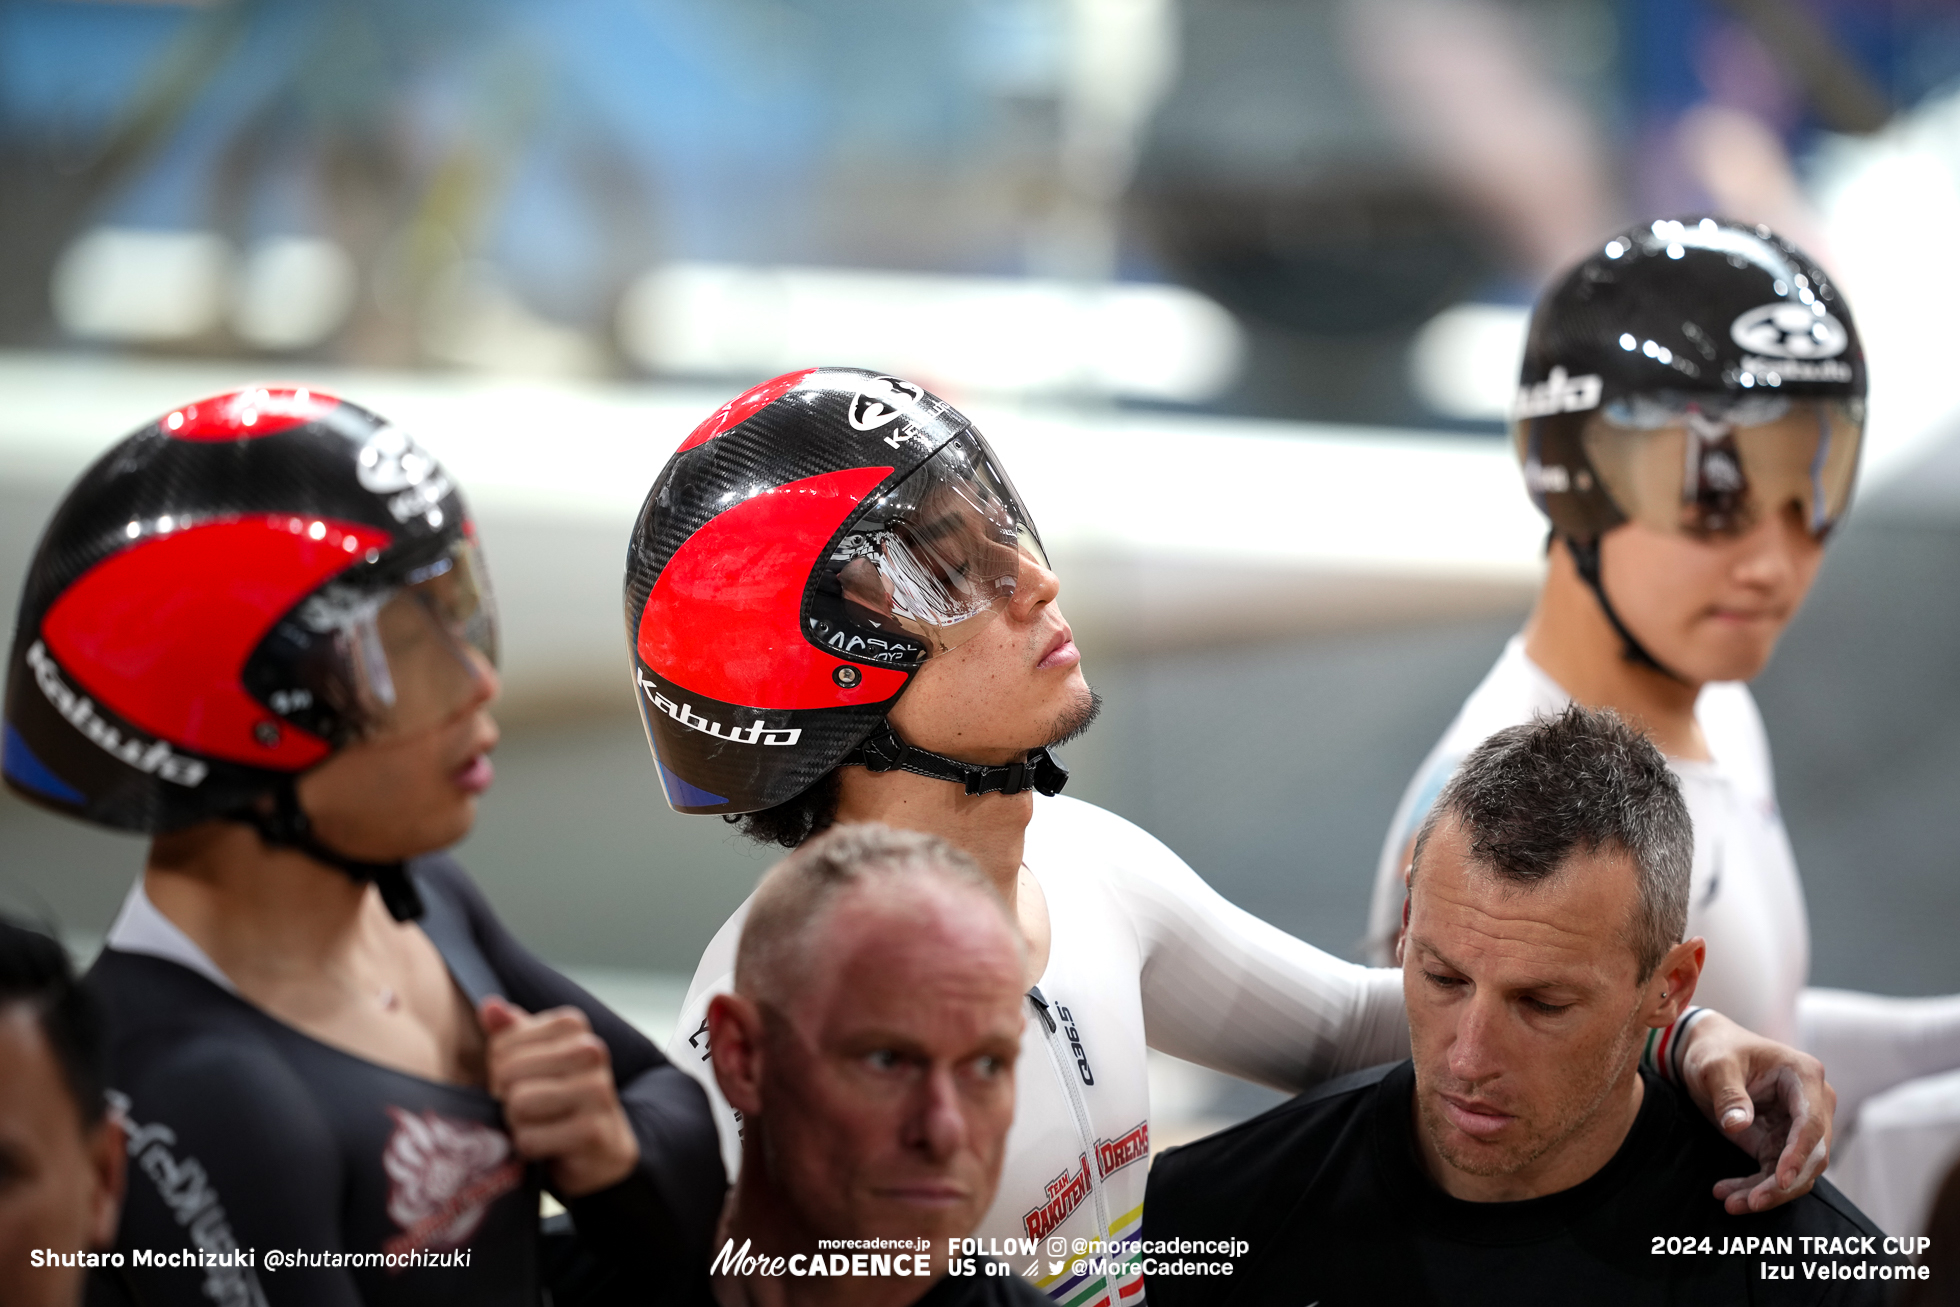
{"left": 279, "top": 537, "right": 499, "bottom": 741}
{"left": 1581, "top": 397, "right": 1863, "bottom": 539}
{"left": 809, "top": 430, "right": 1046, "bottom": 665}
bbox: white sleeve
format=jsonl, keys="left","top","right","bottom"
{"left": 1096, "top": 810, "right": 1410, "bottom": 1091}
{"left": 1366, "top": 745, "right": 1464, "bottom": 967}
{"left": 1797, "top": 987, "right": 1960, "bottom": 1126}
{"left": 662, "top": 899, "right": 752, "bottom": 1184}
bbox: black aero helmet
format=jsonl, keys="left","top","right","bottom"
{"left": 2, "top": 388, "right": 496, "bottom": 917}
{"left": 624, "top": 367, "right": 1065, "bottom": 818}
{"left": 1512, "top": 217, "right": 1866, "bottom": 674}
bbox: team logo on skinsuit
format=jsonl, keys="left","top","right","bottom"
{"left": 1023, "top": 1155, "right": 1092, "bottom": 1240}
{"left": 847, "top": 376, "right": 925, "bottom": 431}
{"left": 1095, "top": 1121, "right": 1148, "bottom": 1178}
{"left": 380, "top": 1108, "right": 523, "bottom": 1255}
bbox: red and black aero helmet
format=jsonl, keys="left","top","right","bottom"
{"left": 625, "top": 367, "right": 1062, "bottom": 816}
{"left": 3, "top": 387, "right": 495, "bottom": 865}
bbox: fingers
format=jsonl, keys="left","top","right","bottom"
{"left": 480, "top": 1006, "right": 600, "bottom": 1099}
{"left": 1712, "top": 1084, "right": 1754, "bottom": 1135}
{"left": 1712, "top": 1168, "right": 1774, "bottom": 1215}
{"left": 1761, "top": 1063, "right": 1827, "bottom": 1195}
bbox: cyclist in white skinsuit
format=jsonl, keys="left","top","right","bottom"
{"left": 675, "top": 793, "right": 1406, "bottom": 1305}
{"left": 1370, "top": 218, "right": 1960, "bottom": 1233}
{"left": 624, "top": 366, "right": 1838, "bottom": 1305}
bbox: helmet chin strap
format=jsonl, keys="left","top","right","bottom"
{"left": 845, "top": 720, "right": 1069, "bottom": 797}
{"left": 237, "top": 779, "right": 426, "bottom": 922}
{"left": 1563, "top": 533, "right": 1691, "bottom": 688}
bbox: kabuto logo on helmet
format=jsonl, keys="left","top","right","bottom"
{"left": 356, "top": 425, "right": 455, "bottom": 525}
{"left": 1730, "top": 302, "right": 1849, "bottom": 361}
{"left": 1513, "top": 366, "right": 1603, "bottom": 420}
{"left": 625, "top": 366, "right": 1053, "bottom": 815}
{"left": 24, "top": 641, "right": 207, "bottom": 787}
{"left": 4, "top": 385, "right": 490, "bottom": 842}
{"left": 847, "top": 376, "right": 926, "bottom": 431}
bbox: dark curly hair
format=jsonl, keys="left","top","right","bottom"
{"left": 723, "top": 768, "right": 843, "bottom": 849}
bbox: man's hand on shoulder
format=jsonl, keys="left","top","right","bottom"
{"left": 480, "top": 996, "right": 640, "bottom": 1197}
{"left": 1676, "top": 1011, "right": 1834, "bottom": 1214}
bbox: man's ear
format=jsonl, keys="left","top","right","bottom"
{"left": 1645, "top": 937, "right": 1706, "bottom": 1028}
{"left": 87, "top": 1114, "right": 126, "bottom": 1250}
{"left": 708, "top": 993, "right": 768, "bottom": 1118}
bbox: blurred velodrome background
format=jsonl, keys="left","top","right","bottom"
{"left": 6, "top": 0, "right": 1960, "bottom": 1133}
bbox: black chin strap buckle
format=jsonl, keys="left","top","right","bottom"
{"left": 845, "top": 721, "right": 1069, "bottom": 798}
{"left": 238, "top": 780, "right": 426, "bottom": 922}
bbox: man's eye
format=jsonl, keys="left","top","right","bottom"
{"left": 1526, "top": 998, "right": 1571, "bottom": 1015}
{"left": 1424, "top": 971, "right": 1465, "bottom": 989}
{"left": 969, "top": 1055, "right": 1004, "bottom": 1080}
{"left": 865, "top": 1049, "right": 900, "bottom": 1071}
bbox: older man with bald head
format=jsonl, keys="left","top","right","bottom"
{"left": 704, "top": 824, "right": 1046, "bottom": 1307}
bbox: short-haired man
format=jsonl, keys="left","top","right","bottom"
{"left": 642, "top": 369, "right": 1840, "bottom": 1301}
{"left": 1144, "top": 707, "right": 1912, "bottom": 1305}
{"left": 705, "top": 824, "right": 1046, "bottom": 1306}
{"left": 0, "top": 919, "right": 124, "bottom": 1307}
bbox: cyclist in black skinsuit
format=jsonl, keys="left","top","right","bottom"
{"left": 88, "top": 854, "right": 711, "bottom": 1307}
{"left": 0, "top": 389, "right": 723, "bottom": 1305}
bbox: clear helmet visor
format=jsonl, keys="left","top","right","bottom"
{"left": 294, "top": 538, "right": 499, "bottom": 739}
{"left": 809, "top": 430, "right": 1047, "bottom": 665}
{"left": 1582, "top": 396, "right": 1864, "bottom": 539}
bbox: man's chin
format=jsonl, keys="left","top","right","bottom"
{"left": 1045, "top": 683, "right": 1102, "bottom": 749}
{"left": 1420, "top": 1095, "right": 1541, "bottom": 1180}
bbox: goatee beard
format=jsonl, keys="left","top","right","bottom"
{"left": 1046, "top": 686, "right": 1102, "bottom": 748}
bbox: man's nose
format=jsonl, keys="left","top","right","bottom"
{"left": 1446, "top": 994, "right": 1507, "bottom": 1085}
{"left": 1007, "top": 555, "right": 1061, "bottom": 622}
{"left": 901, "top": 1065, "right": 969, "bottom": 1162}
{"left": 1732, "top": 500, "right": 1812, "bottom": 591}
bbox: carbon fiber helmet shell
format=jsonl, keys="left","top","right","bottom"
{"left": 2, "top": 387, "right": 477, "bottom": 833}
{"left": 626, "top": 367, "right": 1040, "bottom": 816}
{"left": 1514, "top": 217, "right": 1867, "bottom": 541}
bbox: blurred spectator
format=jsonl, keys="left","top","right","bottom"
{"left": 0, "top": 917, "right": 123, "bottom": 1307}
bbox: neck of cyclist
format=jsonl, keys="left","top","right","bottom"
{"left": 142, "top": 803, "right": 397, "bottom": 988}
{"left": 833, "top": 765, "right": 1032, "bottom": 909}
{"left": 1523, "top": 535, "right": 1709, "bottom": 761}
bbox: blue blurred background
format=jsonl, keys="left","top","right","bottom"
{"left": 6, "top": 0, "right": 1960, "bottom": 1143}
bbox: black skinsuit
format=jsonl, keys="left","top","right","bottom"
{"left": 85, "top": 855, "right": 724, "bottom": 1306}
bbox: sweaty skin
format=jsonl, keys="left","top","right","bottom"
{"left": 1403, "top": 815, "right": 1707, "bottom": 1202}
{"left": 0, "top": 1006, "right": 124, "bottom": 1307}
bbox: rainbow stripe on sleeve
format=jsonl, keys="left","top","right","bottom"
{"left": 1032, "top": 1203, "right": 1146, "bottom": 1306}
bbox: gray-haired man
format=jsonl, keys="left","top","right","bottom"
{"left": 705, "top": 824, "right": 1046, "bottom": 1306}
{"left": 1144, "top": 706, "right": 1913, "bottom": 1305}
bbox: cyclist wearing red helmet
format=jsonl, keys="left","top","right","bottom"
{"left": 625, "top": 368, "right": 1836, "bottom": 1304}
{"left": 2, "top": 389, "right": 723, "bottom": 1306}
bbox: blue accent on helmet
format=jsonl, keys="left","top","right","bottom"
{"left": 657, "top": 759, "right": 726, "bottom": 810}
{"left": 3, "top": 722, "right": 85, "bottom": 805}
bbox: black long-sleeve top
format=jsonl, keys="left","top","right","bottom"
{"left": 84, "top": 854, "right": 725, "bottom": 1307}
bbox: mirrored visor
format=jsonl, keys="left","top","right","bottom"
{"left": 809, "top": 430, "right": 1046, "bottom": 664}
{"left": 1581, "top": 398, "right": 1863, "bottom": 540}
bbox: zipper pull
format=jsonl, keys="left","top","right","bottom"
{"left": 1028, "top": 986, "right": 1057, "bottom": 1033}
